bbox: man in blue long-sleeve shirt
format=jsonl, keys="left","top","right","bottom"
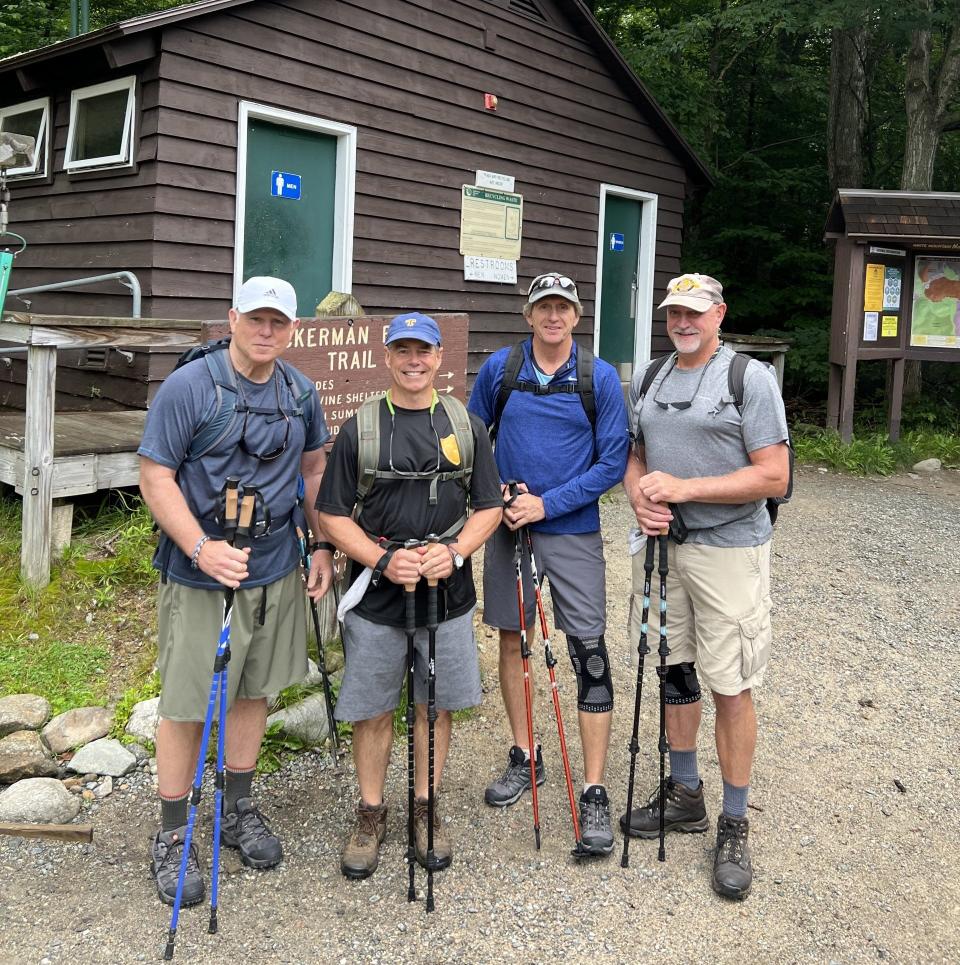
{"left": 468, "top": 271, "right": 629, "bottom": 855}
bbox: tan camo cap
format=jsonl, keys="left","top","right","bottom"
{"left": 658, "top": 273, "right": 724, "bottom": 312}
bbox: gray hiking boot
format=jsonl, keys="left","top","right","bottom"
{"left": 220, "top": 797, "right": 283, "bottom": 869}
{"left": 578, "top": 785, "right": 614, "bottom": 856}
{"left": 150, "top": 825, "right": 204, "bottom": 907}
{"left": 341, "top": 800, "right": 388, "bottom": 880}
{"left": 484, "top": 745, "right": 545, "bottom": 807}
{"left": 713, "top": 814, "right": 753, "bottom": 899}
{"left": 414, "top": 795, "right": 452, "bottom": 870}
{"left": 619, "top": 778, "right": 710, "bottom": 838}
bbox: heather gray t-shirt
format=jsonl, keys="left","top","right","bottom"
{"left": 138, "top": 356, "right": 329, "bottom": 589}
{"left": 630, "top": 345, "right": 788, "bottom": 547}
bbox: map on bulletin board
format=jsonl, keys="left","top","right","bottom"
{"left": 912, "top": 256, "right": 960, "bottom": 348}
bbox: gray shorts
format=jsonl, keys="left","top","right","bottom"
{"left": 481, "top": 527, "right": 606, "bottom": 637}
{"left": 335, "top": 608, "right": 482, "bottom": 722}
{"left": 157, "top": 568, "right": 308, "bottom": 722}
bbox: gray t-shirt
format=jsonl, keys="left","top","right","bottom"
{"left": 629, "top": 345, "right": 788, "bottom": 547}
{"left": 138, "top": 356, "right": 330, "bottom": 588}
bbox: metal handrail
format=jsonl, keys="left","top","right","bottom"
{"left": 10, "top": 270, "right": 142, "bottom": 317}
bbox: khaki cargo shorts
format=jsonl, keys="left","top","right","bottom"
{"left": 157, "top": 568, "right": 307, "bottom": 721}
{"left": 628, "top": 540, "right": 772, "bottom": 696}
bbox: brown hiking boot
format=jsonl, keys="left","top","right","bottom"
{"left": 413, "top": 795, "right": 452, "bottom": 870}
{"left": 341, "top": 800, "right": 388, "bottom": 880}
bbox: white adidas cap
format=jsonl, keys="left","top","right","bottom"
{"left": 235, "top": 276, "right": 298, "bottom": 322}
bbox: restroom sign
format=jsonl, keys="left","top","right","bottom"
{"left": 271, "top": 171, "right": 302, "bottom": 200}
{"left": 609, "top": 232, "right": 625, "bottom": 252}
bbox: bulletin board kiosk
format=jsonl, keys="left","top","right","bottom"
{"left": 824, "top": 189, "right": 960, "bottom": 442}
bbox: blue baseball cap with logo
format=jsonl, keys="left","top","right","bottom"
{"left": 384, "top": 312, "right": 442, "bottom": 346}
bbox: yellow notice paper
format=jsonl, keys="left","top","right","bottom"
{"left": 864, "top": 264, "right": 884, "bottom": 311}
{"left": 881, "top": 314, "right": 898, "bottom": 337}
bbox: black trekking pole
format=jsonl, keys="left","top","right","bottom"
{"left": 425, "top": 533, "right": 440, "bottom": 913}
{"left": 507, "top": 483, "right": 541, "bottom": 850}
{"left": 402, "top": 538, "right": 421, "bottom": 904}
{"left": 655, "top": 531, "right": 670, "bottom": 863}
{"left": 524, "top": 526, "right": 582, "bottom": 857}
{"left": 164, "top": 478, "right": 252, "bottom": 960}
{"left": 295, "top": 527, "right": 341, "bottom": 765}
{"left": 621, "top": 534, "right": 656, "bottom": 868}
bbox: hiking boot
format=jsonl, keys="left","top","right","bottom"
{"left": 341, "top": 800, "right": 388, "bottom": 880}
{"left": 578, "top": 785, "right": 614, "bottom": 856}
{"left": 713, "top": 814, "right": 753, "bottom": 899}
{"left": 150, "top": 825, "right": 204, "bottom": 907}
{"left": 619, "top": 778, "right": 709, "bottom": 838}
{"left": 484, "top": 745, "right": 545, "bottom": 807}
{"left": 414, "top": 795, "right": 453, "bottom": 870}
{"left": 220, "top": 797, "right": 283, "bottom": 869}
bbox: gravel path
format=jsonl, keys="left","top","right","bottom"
{"left": 2, "top": 467, "right": 958, "bottom": 965}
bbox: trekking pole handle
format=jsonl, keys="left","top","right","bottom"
{"left": 505, "top": 480, "right": 520, "bottom": 508}
{"left": 235, "top": 493, "right": 256, "bottom": 548}
{"left": 403, "top": 538, "right": 421, "bottom": 593}
{"left": 222, "top": 477, "right": 240, "bottom": 544}
{"left": 426, "top": 533, "right": 439, "bottom": 588}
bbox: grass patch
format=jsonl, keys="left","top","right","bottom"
{"left": 0, "top": 490, "right": 158, "bottom": 715}
{"left": 793, "top": 425, "right": 960, "bottom": 476}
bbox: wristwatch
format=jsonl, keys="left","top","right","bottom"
{"left": 447, "top": 544, "right": 464, "bottom": 571}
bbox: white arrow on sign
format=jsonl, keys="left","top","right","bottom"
{"left": 436, "top": 371, "right": 455, "bottom": 380}
{"left": 439, "top": 385, "right": 454, "bottom": 394}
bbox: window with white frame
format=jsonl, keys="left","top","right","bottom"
{"left": 0, "top": 98, "right": 49, "bottom": 177}
{"left": 65, "top": 76, "right": 136, "bottom": 172}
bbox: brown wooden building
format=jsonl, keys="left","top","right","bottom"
{"left": 0, "top": 0, "right": 709, "bottom": 384}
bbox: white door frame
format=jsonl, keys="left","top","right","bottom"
{"left": 593, "top": 184, "right": 659, "bottom": 368}
{"left": 234, "top": 101, "right": 357, "bottom": 303}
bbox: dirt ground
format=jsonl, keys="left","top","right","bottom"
{"left": 1, "top": 466, "right": 958, "bottom": 964}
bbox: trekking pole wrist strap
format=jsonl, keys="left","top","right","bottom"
{"left": 310, "top": 540, "right": 335, "bottom": 554}
{"left": 371, "top": 547, "right": 396, "bottom": 588}
{"left": 190, "top": 534, "right": 211, "bottom": 570}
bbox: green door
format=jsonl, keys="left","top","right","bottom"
{"left": 243, "top": 119, "right": 337, "bottom": 316}
{"left": 598, "top": 194, "right": 642, "bottom": 365}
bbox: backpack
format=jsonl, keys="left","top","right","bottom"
{"left": 353, "top": 392, "right": 475, "bottom": 535}
{"left": 636, "top": 351, "right": 794, "bottom": 524}
{"left": 489, "top": 341, "right": 596, "bottom": 442}
{"left": 173, "top": 338, "right": 316, "bottom": 461}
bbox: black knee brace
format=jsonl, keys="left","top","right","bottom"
{"left": 566, "top": 634, "right": 613, "bottom": 713}
{"left": 664, "top": 661, "right": 701, "bottom": 705}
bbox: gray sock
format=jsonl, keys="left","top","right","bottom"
{"left": 722, "top": 780, "right": 749, "bottom": 819}
{"left": 669, "top": 748, "right": 700, "bottom": 790}
{"left": 225, "top": 767, "right": 255, "bottom": 814}
{"left": 160, "top": 792, "right": 189, "bottom": 832}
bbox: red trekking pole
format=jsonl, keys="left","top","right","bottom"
{"left": 524, "top": 527, "right": 584, "bottom": 857}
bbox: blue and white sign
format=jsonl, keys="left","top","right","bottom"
{"left": 271, "top": 171, "right": 302, "bottom": 200}
{"left": 609, "top": 232, "right": 625, "bottom": 252}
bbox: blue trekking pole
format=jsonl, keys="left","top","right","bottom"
{"left": 164, "top": 478, "right": 253, "bottom": 960}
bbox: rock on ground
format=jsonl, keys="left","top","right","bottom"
{"left": 66, "top": 739, "right": 136, "bottom": 778}
{"left": 0, "top": 777, "right": 81, "bottom": 824}
{"left": 42, "top": 707, "right": 113, "bottom": 755}
{"left": 124, "top": 697, "right": 159, "bottom": 744}
{"left": 0, "top": 730, "right": 58, "bottom": 782}
{"left": 0, "top": 693, "right": 51, "bottom": 737}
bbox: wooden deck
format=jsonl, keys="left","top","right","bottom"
{"left": 0, "top": 411, "right": 145, "bottom": 498}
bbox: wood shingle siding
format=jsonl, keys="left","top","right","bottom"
{"left": 1, "top": 0, "right": 706, "bottom": 377}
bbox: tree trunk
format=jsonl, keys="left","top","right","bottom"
{"left": 828, "top": 25, "right": 868, "bottom": 191}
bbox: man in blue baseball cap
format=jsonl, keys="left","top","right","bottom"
{"left": 316, "top": 311, "right": 503, "bottom": 880}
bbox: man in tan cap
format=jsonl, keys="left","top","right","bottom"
{"left": 620, "top": 273, "right": 790, "bottom": 899}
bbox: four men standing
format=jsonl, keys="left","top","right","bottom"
{"left": 141, "top": 268, "right": 786, "bottom": 901}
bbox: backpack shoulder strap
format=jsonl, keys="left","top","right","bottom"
{"left": 354, "top": 394, "right": 385, "bottom": 515}
{"left": 490, "top": 342, "right": 526, "bottom": 442}
{"left": 637, "top": 354, "right": 671, "bottom": 401}
{"left": 727, "top": 351, "right": 752, "bottom": 412}
{"left": 185, "top": 345, "right": 240, "bottom": 461}
{"left": 276, "top": 359, "right": 315, "bottom": 428}
{"left": 437, "top": 394, "right": 475, "bottom": 492}
{"left": 575, "top": 344, "right": 596, "bottom": 432}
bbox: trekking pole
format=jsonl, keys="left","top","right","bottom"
{"left": 655, "top": 531, "right": 670, "bottom": 863}
{"left": 524, "top": 526, "right": 582, "bottom": 857}
{"left": 620, "top": 534, "right": 656, "bottom": 868}
{"left": 295, "top": 527, "right": 341, "bottom": 764}
{"left": 402, "top": 538, "right": 421, "bottom": 904}
{"left": 425, "top": 533, "right": 440, "bottom": 913}
{"left": 164, "top": 478, "right": 248, "bottom": 960}
{"left": 507, "top": 482, "right": 540, "bottom": 850}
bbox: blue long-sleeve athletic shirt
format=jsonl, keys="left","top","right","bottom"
{"left": 468, "top": 338, "right": 630, "bottom": 534}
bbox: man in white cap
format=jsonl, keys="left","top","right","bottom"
{"left": 620, "top": 273, "right": 790, "bottom": 899}
{"left": 138, "top": 276, "right": 333, "bottom": 906}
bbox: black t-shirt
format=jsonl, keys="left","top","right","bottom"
{"left": 316, "top": 399, "right": 502, "bottom": 627}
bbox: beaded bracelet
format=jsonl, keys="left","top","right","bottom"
{"left": 190, "top": 534, "right": 211, "bottom": 569}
